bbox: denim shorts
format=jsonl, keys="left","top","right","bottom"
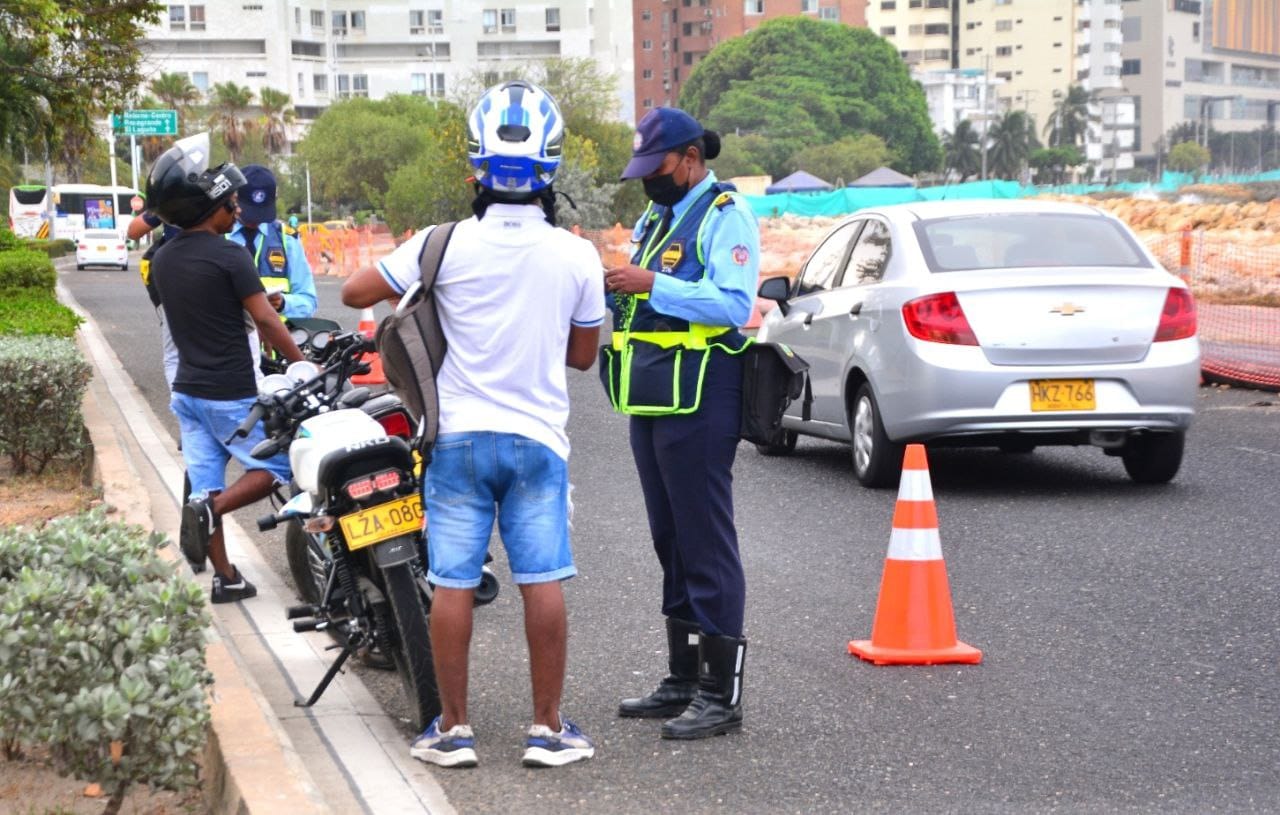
{"left": 424, "top": 431, "right": 574, "bottom": 588}
{"left": 170, "top": 392, "right": 292, "bottom": 498}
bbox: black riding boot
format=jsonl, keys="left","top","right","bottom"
{"left": 660, "top": 633, "right": 746, "bottom": 740}
{"left": 618, "top": 618, "right": 700, "bottom": 718}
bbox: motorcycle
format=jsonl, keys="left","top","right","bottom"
{"left": 229, "top": 332, "right": 442, "bottom": 728}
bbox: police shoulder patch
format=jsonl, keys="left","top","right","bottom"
{"left": 713, "top": 192, "right": 736, "bottom": 210}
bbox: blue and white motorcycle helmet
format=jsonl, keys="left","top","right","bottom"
{"left": 467, "top": 80, "right": 564, "bottom": 200}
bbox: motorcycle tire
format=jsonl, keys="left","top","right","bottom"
{"left": 286, "top": 518, "right": 327, "bottom": 607}
{"left": 381, "top": 555, "right": 441, "bottom": 730}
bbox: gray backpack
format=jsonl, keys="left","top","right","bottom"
{"left": 373, "top": 222, "right": 456, "bottom": 457}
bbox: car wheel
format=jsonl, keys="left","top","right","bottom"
{"left": 1121, "top": 431, "right": 1185, "bottom": 484}
{"left": 754, "top": 429, "right": 798, "bottom": 457}
{"left": 121, "top": 263, "right": 129, "bottom": 272}
{"left": 76, "top": 264, "right": 85, "bottom": 271}
{"left": 998, "top": 439, "right": 1037, "bottom": 454}
{"left": 848, "top": 382, "right": 902, "bottom": 488}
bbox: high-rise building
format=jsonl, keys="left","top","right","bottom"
{"left": 869, "top": 0, "right": 1133, "bottom": 177}
{"left": 1120, "top": 0, "right": 1280, "bottom": 168}
{"left": 630, "top": 0, "right": 868, "bottom": 121}
{"left": 140, "top": 1, "right": 635, "bottom": 148}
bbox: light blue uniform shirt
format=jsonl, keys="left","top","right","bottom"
{"left": 227, "top": 221, "right": 318, "bottom": 320}
{"left": 633, "top": 170, "right": 760, "bottom": 329}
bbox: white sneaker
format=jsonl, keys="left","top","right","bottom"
{"left": 521, "top": 718, "right": 595, "bottom": 768}
{"left": 410, "top": 716, "right": 478, "bottom": 768}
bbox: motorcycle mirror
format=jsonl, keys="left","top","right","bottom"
{"left": 286, "top": 360, "right": 321, "bottom": 383}
{"left": 250, "top": 438, "right": 281, "bottom": 459}
{"left": 258, "top": 373, "right": 294, "bottom": 397}
{"left": 339, "top": 387, "right": 371, "bottom": 408}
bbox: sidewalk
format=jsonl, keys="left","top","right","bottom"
{"left": 64, "top": 280, "right": 455, "bottom": 815}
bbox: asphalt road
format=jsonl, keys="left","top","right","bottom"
{"left": 61, "top": 259, "right": 1280, "bottom": 814}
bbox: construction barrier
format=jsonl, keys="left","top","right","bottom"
{"left": 297, "top": 224, "right": 400, "bottom": 280}
{"left": 1145, "top": 230, "right": 1280, "bottom": 391}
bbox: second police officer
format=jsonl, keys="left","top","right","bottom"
{"left": 603, "top": 107, "right": 761, "bottom": 740}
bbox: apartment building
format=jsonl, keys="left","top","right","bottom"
{"left": 142, "top": 1, "right": 635, "bottom": 145}
{"left": 915, "top": 68, "right": 1004, "bottom": 135}
{"left": 869, "top": 0, "right": 1134, "bottom": 175}
{"left": 1121, "top": 0, "right": 1280, "bottom": 166}
{"left": 631, "top": 0, "right": 868, "bottom": 121}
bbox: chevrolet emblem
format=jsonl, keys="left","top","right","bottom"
{"left": 1050, "top": 302, "right": 1085, "bottom": 316}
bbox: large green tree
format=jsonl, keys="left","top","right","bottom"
{"left": 679, "top": 17, "right": 941, "bottom": 176}
{"left": 943, "top": 119, "right": 981, "bottom": 182}
{"left": 986, "top": 110, "right": 1040, "bottom": 181}
{"left": 1044, "top": 85, "right": 1094, "bottom": 148}
{"left": 207, "top": 82, "right": 255, "bottom": 162}
{"left": 789, "top": 133, "right": 892, "bottom": 186}
{"left": 0, "top": 1, "right": 161, "bottom": 168}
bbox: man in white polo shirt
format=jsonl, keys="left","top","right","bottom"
{"left": 341, "top": 80, "right": 604, "bottom": 769}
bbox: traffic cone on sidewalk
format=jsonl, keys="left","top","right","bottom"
{"left": 350, "top": 307, "right": 386, "bottom": 386}
{"left": 847, "top": 444, "right": 982, "bottom": 666}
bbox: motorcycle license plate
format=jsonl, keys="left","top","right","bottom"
{"left": 339, "top": 494, "right": 423, "bottom": 552}
{"left": 1029, "top": 379, "right": 1095, "bottom": 412}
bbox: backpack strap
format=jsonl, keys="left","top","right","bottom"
{"left": 417, "top": 222, "right": 457, "bottom": 290}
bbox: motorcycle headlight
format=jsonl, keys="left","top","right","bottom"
{"left": 286, "top": 360, "right": 321, "bottom": 383}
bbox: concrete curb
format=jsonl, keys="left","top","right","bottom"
{"left": 78, "top": 332, "right": 333, "bottom": 815}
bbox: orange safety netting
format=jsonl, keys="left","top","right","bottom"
{"left": 297, "top": 224, "right": 400, "bottom": 280}
{"left": 1146, "top": 230, "right": 1280, "bottom": 391}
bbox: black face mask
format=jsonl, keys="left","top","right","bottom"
{"left": 643, "top": 171, "right": 689, "bottom": 208}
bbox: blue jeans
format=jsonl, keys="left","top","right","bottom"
{"left": 424, "top": 432, "right": 574, "bottom": 588}
{"left": 170, "top": 392, "right": 291, "bottom": 498}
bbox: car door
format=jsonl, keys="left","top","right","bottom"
{"left": 765, "top": 219, "right": 865, "bottom": 428}
{"left": 828, "top": 218, "right": 894, "bottom": 432}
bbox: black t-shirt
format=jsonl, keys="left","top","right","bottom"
{"left": 152, "top": 231, "right": 265, "bottom": 399}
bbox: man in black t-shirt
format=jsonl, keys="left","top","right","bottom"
{"left": 147, "top": 137, "right": 304, "bottom": 603}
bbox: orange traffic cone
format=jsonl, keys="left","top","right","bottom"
{"left": 350, "top": 307, "right": 386, "bottom": 386}
{"left": 847, "top": 444, "right": 982, "bottom": 666}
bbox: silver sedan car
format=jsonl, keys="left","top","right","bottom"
{"left": 755, "top": 199, "right": 1200, "bottom": 487}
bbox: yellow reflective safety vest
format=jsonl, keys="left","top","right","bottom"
{"left": 600, "top": 183, "right": 750, "bottom": 416}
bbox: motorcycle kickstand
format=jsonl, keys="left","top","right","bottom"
{"left": 294, "top": 641, "right": 357, "bottom": 709}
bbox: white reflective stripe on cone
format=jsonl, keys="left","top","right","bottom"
{"left": 886, "top": 526, "right": 943, "bottom": 561}
{"left": 897, "top": 469, "right": 934, "bottom": 502}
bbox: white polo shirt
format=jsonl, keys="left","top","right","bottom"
{"left": 376, "top": 203, "right": 605, "bottom": 460}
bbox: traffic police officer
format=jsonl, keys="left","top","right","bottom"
{"left": 603, "top": 107, "right": 760, "bottom": 740}
{"left": 227, "top": 165, "right": 317, "bottom": 320}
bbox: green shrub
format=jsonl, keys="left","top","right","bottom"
{"left": 22, "top": 238, "right": 76, "bottom": 259}
{"left": 0, "top": 510, "right": 212, "bottom": 811}
{"left": 0, "top": 228, "right": 20, "bottom": 252}
{"left": 0, "top": 249, "right": 56, "bottom": 290}
{"left": 0, "top": 336, "right": 91, "bottom": 474}
{"left": 0, "top": 287, "right": 82, "bottom": 338}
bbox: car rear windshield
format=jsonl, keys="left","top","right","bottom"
{"left": 914, "top": 213, "right": 1151, "bottom": 272}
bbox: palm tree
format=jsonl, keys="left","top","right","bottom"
{"left": 208, "top": 82, "right": 255, "bottom": 162}
{"left": 943, "top": 119, "right": 981, "bottom": 182}
{"left": 987, "top": 110, "right": 1040, "bottom": 181}
{"left": 1044, "top": 85, "right": 1093, "bottom": 148}
{"left": 258, "top": 87, "right": 295, "bottom": 155}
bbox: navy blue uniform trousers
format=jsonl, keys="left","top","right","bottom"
{"left": 628, "top": 348, "right": 745, "bottom": 637}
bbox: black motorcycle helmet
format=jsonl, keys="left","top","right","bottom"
{"left": 146, "top": 132, "right": 247, "bottom": 228}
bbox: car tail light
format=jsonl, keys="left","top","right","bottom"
{"left": 78, "top": 244, "right": 87, "bottom": 250}
{"left": 116, "top": 244, "right": 125, "bottom": 250}
{"left": 902, "top": 292, "right": 978, "bottom": 346}
{"left": 1153, "top": 287, "right": 1196, "bottom": 342}
{"left": 343, "top": 468, "right": 402, "bottom": 501}
{"left": 376, "top": 410, "right": 412, "bottom": 439}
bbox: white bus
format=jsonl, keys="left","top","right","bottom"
{"left": 7, "top": 184, "right": 141, "bottom": 241}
